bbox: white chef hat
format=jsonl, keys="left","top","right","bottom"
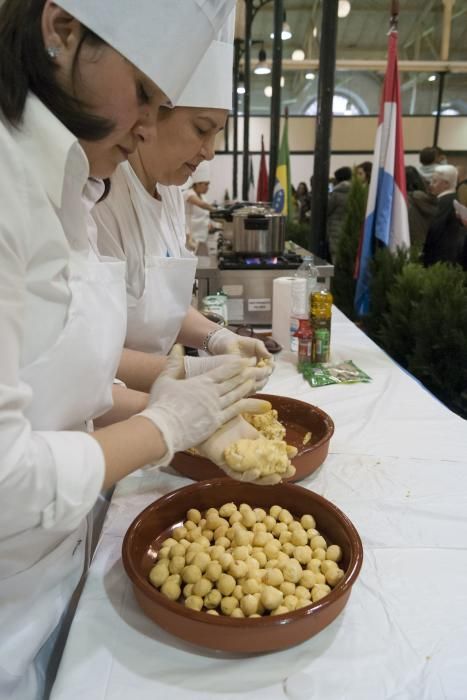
{"left": 176, "top": 8, "right": 235, "bottom": 110}
{"left": 191, "top": 161, "right": 211, "bottom": 184}
{"left": 55, "top": 0, "right": 236, "bottom": 103}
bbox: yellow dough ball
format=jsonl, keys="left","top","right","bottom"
{"left": 299, "top": 570, "right": 317, "bottom": 589}
{"left": 230, "top": 607, "right": 245, "bottom": 618}
{"left": 219, "top": 503, "right": 237, "bottom": 518}
{"left": 280, "top": 581, "right": 296, "bottom": 596}
{"left": 192, "top": 577, "right": 213, "bottom": 598}
{"left": 269, "top": 505, "right": 282, "bottom": 519}
{"left": 300, "top": 514, "right": 316, "bottom": 530}
{"left": 270, "top": 605, "right": 289, "bottom": 616}
{"left": 149, "top": 561, "right": 169, "bottom": 588}
{"left": 260, "top": 585, "right": 284, "bottom": 611}
{"left": 185, "top": 595, "right": 204, "bottom": 611}
{"left": 204, "top": 589, "right": 222, "bottom": 609}
{"left": 206, "top": 609, "right": 219, "bottom": 616}
{"left": 278, "top": 509, "right": 293, "bottom": 525}
{"left": 283, "top": 594, "right": 298, "bottom": 611}
{"left": 263, "top": 568, "right": 284, "bottom": 587}
{"left": 282, "top": 559, "right": 303, "bottom": 584}
{"left": 220, "top": 596, "right": 239, "bottom": 615}
{"left": 172, "top": 526, "right": 187, "bottom": 542}
{"left": 181, "top": 565, "right": 202, "bottom": 584}
{"left": 160, "top": 579, "right": 181, "bottom": 601}
{"left": 192, "top": 552, "right": 211, "bottom": 573}
{"left": 186, "top": 508, "right": 202, "bottom": 524}
{"left": 326, "top": 567, "right": 345, "bottom": 587}
{"left": 291, "top": 529, "right": 308, "bottom": 547}
{"left": 229, "top": 560, "right": 249, "bottom": 579}
{"left": 326, "top": 544, "right": 343, "bottom": 563}
{"left": 294, "top": 545, "right": 312, "bottom": 565}
{"left": 217, "top": 573, "right": 236, "bottom": 596}
{"left": 310, "top": 535, "right": 327, "bottom": 551}
{"left": 205, "top": 561, "right": 222, "bottom": 582}
{"left": 183, "top": 583, "right": 194, "bottom": 598}
{"left": 168, "top": 555, "right": 186, "bottom": 575}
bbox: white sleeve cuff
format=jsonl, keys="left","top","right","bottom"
{"left": 36, "top": 430, "right": 105, "bottom": 531}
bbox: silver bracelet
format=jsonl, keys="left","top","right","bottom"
{"left": 201, "top": 327, "right": 223, "bottom": 354}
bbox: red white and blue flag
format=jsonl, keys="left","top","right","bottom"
{"left": 354, "top": 29, "right": 410, "bottom": 316}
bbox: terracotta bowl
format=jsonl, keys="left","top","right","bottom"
{"left": 171, "top": 394, "right": 334, "bottom": 483}
{"left": 122, "top": 479, "right": 363, "bottom": 653}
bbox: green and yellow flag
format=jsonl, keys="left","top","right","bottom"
{"left": 272, "top": 110, "right": 292, "bottom": 221}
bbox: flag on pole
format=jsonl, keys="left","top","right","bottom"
{"left": 256, "top": 134, "right": 269, "bottom": 202}
{"left": 248, "top": 156, "right": 255, "bottom": 202}
{"left": 354, "top": 26, "right": 410, "bottom": 317}
{"left": 272, "top": 109, "right": 292, "bottom": 220}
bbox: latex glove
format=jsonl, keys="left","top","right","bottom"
{"left": 184, "top": 354, "right": 271, "bottom": 393}
{"left": 208, "top": 327, "right": 272, "bottom": 361}
{"left": 138, "top": 354, "right": 263, "bottom": 465}
{"left": 207, "top": 328, "right": 273, "bottom": 390}
{"left": 196, "top": 414, "right": 296, "bottom": 486}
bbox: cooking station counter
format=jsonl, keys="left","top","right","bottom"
{"left": 194, "top": 244, "right": 334, "bottom": 326}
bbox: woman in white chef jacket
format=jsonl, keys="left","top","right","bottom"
{"left": 93, "top": 13, "right": 272, "bottom": 393}
{"left": 184, "top": 161, "right": 216, "bottom": 252}
{"left": 0, "top": 2, "right": 268, "bottom": 699}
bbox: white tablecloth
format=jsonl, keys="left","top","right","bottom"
{"left": 51, "top": 308, "right": 467, "bottom": 700}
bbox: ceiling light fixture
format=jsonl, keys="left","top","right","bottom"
{"left": 428, "top": 74, "right": 437, "bottom": 82}
{"left": 292, "top": 49, "right": 305, "bottom": 61}
{"left": 254, "top": 48, "right": 271, "bottom": 75}
{"left": 237, "top": 85, "right": 246, "bottom": 94}
{"left": 338, "top": 0, "right": 351, "bottom": 18}
{"left": 305, "top": 72, "right": 315, "bottom": 80}
{"left": 270, "top": 11, "right": 293, "bottom": 41}
{"left": 264, "top": 85, "right": 273, "bottom": 98}
{"left": 280, "top": 76, "right": 285, "bottom": 87}
{"left": 313, "top": 26, "right": 318, "bottom": 38}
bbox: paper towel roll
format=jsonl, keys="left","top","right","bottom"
{"left": 272, "top": 276, "right": 296, "bottom": 350}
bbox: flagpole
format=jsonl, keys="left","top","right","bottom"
{"left": 268, "top": 0, "right": 283, "bottom": 202}
{"left": 309, "top": 0, "right": 339, "bottom": 259}
{"left": 242, "top": 0, "right": 253, "bottom": 201}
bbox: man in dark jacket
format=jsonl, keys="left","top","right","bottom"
{"left": 422, "top": 165, "right": 466, "bottom": 267}
{"left": 326, "top": 166, "right": 352, "bottom": 263}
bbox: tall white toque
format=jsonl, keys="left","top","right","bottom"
{"left": 55, "top": 0, "right": 236, "bottom": 104}
{"left": 176, "top": 7, "right": 236, "bottom": 110}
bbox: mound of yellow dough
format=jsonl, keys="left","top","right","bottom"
{"left": 242, "top": 408, "right": 286, "bottom": 441}
{"left": 224, "top": 438, "right": 298, "bottom": 476}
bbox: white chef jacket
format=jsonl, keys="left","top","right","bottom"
{"left": 0, "top": 95, "right": 116, "bottom": 700}
{"left": 94, "top": 162, "right": 191, "bottom": 298}
{"left": 0, "top": 94, "right": 106, "bottom": 537}
{"left": 93, "top": 163, "right": 197, "bottom": 355}
{"left": 183, "top": 187, "right": 211, "bottom": 243}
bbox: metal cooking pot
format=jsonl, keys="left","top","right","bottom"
{"left": 232, "top": 205, "right": 286, "bottom": 255}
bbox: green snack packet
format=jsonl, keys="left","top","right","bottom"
{"left": 298, "top": 360, "right": 372, "bottom": 387}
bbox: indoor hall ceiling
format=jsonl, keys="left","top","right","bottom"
{"left": 246, "top": 0, "right": 467, "bottom": 63}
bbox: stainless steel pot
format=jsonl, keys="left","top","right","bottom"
{"left": 232, "top": 206, "right": 286, "bottom": 255}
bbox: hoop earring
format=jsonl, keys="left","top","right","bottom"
{"left": 46, "top": 46, "right": 60, "bottom": 59}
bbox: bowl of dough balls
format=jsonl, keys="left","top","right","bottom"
{"left": 122, "top": 478, "right": 362, "bottom": 653}
{"left": 171, "top": 394, "right": 334, "bottom": 484}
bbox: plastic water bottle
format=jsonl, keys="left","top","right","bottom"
{"left": 290, "top": 255, "right": 318, "bottom": 352}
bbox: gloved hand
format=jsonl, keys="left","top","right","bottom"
{"left": 206, "top": 328, "right": 273, "bottom": 389}
{"left": 184, "top": 354, "right": 271, "bottom": 392}
{"left": 137, "top": 353, "right": 267, "bottom": 466}
{"left": 196, "top": 413, "right": 296, "bottom": 486}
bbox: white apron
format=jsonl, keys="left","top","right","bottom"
{"left": 123, "top": 167, "right": 197, "bottom": 355}
{"left": 0, "top": 253, "right": 126, "bottom": 700}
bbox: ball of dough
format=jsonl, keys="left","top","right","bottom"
{"left": 168, "top": 555, "right": 186, "bottom": 575}
{"left": 263, "top": 541, "right": 281, "bottom": 560}
{"left": 269, "top": 505, "right": 282, "bottom": 519}
{"left": 186, "top": 508, "right": 202, "bottom": 524}
{"left": 205, "top": 513, "right": 222, "bottom": 530}
{"left": 326, "top": 544, "right": 343, "bottom": 563}
{"left": 293, "top": 545, "right": 312, "bottom": 565}
{"left": 242, "top": 577, "right": 261, "bottom": 595}
{"left": 230, "top": 607, "right": 245, "bottom": 618}
{"left": 263, "top": 568, "right": 284, "bottom": 587}
{"left": 291, "top": 529, "right": 308, "bottom": 547}
{"left": 181, "top": 565, "right": 202, "bottom": 584}
{"left": 326, "top": 567, "right": 345, "bottom": 587}
{"left": 183, "top": 583, "right": 194, "bottom": 598}
{"left": 272, "top": 522, "right": 288, "bottom": 537}
{"left": 300, "top": 514, "right": 316, "bottom": 530}
{"left": 233, "top": 584, "right": 244, "bottom": 601}
{"left": 216, "top": 537, "right": 231, "bottom": 550}
{"left": 282, "top": 542, "right": 295, "bottom": 557}
{"left": 149, "top": 561, "right": 169, "bottom": 588}
{"left": 263, "top": 515, "right": 276, "bottom": 532}
{"left": 311, "top": 586, "right": 330, "bottom": 603}
{"left": 158, "top": 546, "right": 170, "bottom": 559}
{"left": 307, "top": 558, "right": 322, "bottom": 573}
{"left": 231, "top": 546, "right": 249, "bottom": 562}
{"left": 169, "top": 543, "right": 186, "bottom": 559}
{"left": 192, "top": 552, "right": 211, "bottom": 573}
{"left": 201, "top": 529, "right": 214, "bottom": 542}
{"left": 282, "top": 558, "right": 303, "bottom": 584}
{"left": 185, "top": 595, "right": 203, "bottom": 611}
{"left": 229, "top": 560, "right": 248, "bottom": 579}
{"left": 230, "top": 511, "right": 243, "bottom": 525}
{"left": 260, "top": 585, "right": 284, "bottom": 611}
{"left": 299, "top": 570, "right": 317, "bottom": 589}
{"left": 240, "top": 594, "right": 258, "bottom": 616}
{"left": 217, "top": 573, "right": 236, "bottom": 596}
{"left": 312, "top": 547, "right": 327, "bottom": 561}
{"left": 310, "top": 535, "right": 327, "bottom": 550}
{"left": 279, "top": 530, "right": 292, "bottom": 545}
{"left": 192, "top": 577, "right": 213, "bottom": 598}
{"left": 220, "top": 596, "right": 239, "bottom": 615}
{"left": 314, "top": 572, "right": 326, "bottom": 585}
{"left": 280, "top": 581, "right": 296, "bottom": 596}
{"left": 205, "top": 561, "right": 222, "bottom": 582}
{"left": 270, "top": 605, "right": 289, "bottom": 616}
{"left": 283, "top": 594, "right": 298, "bottom": 611}
{"left": 204, "top": 589, "right": 222, "bottom": 609}
{"left": 172, "top": 526, "right": 187, "bottom": 541}
{"left": 160, "top": 579, "right": 181, "bottom": 601}
{"left": 219, "top": 502, "right": 237, "bottom": 518}
{"left": 206, "top": 609, "right": 219, "bottom": 616}
{"left": 295, "top": 585, "right": 311, "bottom": 600}
{"left": 278, "top": 509, "right": 293, "bottom": 525}
{"left": 241, "top": 510, "right": 257, "bottom": 528}
{"left": 251, "top": 550, "right": 267, "bottom": 568}
{"left": 218, "top": 552, "right": 234, "bottom": 571}
{"left": 253, "top": 508, "right": 267, "bottom": 522}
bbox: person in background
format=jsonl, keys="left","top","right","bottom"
{"left": 405, "top": 165, "right": 437, "bottom": 251}
{"left": 456, "top": 164, "right": 467, "bottom": 207}
{"left": 356, "top": 161, "right": 372, "bottom": 185}
{"left": 0, "top": 1, "right": 260, "bottom": 698}
{"left": 296, "top": 181, "right": 311, "bottom": 223}
{"left": 422, "top": 164, "right": 466, "bottom": 267}
{"left": 184, "top": 161, "right": 216, "bottom": 253}
{"left": 326, "top": 166, "right": 352, "bottom": 263}
{"left": 417, "top": 146, "right": 447, "bottom": 186}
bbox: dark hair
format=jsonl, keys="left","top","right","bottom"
{"left": 405, "top": 165, "right": 427, "bottom": 193}
{"left": 419, "top": 147, "right": 437, "bottom": 166}
{"left": 357, "top": 161, "right": 372, "bottom": 181}
{"left": 334, "top": 166, "right": 352, "bottom": 183}
{"left": 296, "top": 182, "right": 308, "bottom": 196}
{"left": 0, "top": 0, "right": 114, "bottom": 139}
